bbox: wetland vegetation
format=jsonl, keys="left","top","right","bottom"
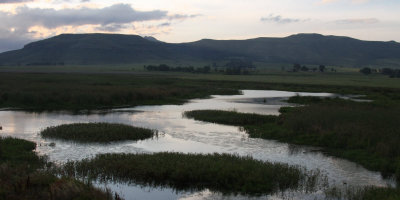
{"left": 185, "top": 96, "right": 400, "bottom": 183}
{"left": 61, "top": 152, "right": 323, "bottom": 195}
{"left": 0, "top": 137, "right": 115, "bottom": 200}
{"left": 2, "top": 67, "right": 400, "bottom": 199}
{"left": 40, "top": 123, "right": 155, "bottom": 143}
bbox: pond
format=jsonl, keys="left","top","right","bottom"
{"left": 0, "top": 90, "right": 394, "bottom": 199}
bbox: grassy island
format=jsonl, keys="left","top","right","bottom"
{"left": 40, "top": 123, "right": 155, "bottom": 143}
{"left": 63, "top": 152, "right": 323, "bottom": 195}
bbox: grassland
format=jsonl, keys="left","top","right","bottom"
{"left": 0, "top": 137, "right": 115, "bottom": 200}
{"left": 62, "top": 152, "right": 323, "bottom": 195}
{"left": 1, "top": 68, "right": 400, "bottom": 110}
{"left": 40, "top": 123, "right": 155, "bottom": 143}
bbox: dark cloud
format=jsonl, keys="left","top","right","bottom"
{"left": 158, "top": 22, "right": 171, "bottom": 27}
{"left": 95, "top": 23, "right": 128, "bottom": 32}
{"left": 6, "top": 4, "right": 167, "bottom": 29}
{"left": 261, "top": 14, "right": 305, "bottom": 24}
{"left": 335, "top": 18, "right": 379, "bottom": 24}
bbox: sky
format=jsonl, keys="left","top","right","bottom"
{"left": 0, "top": 0, "right": 399, "bottom": 52}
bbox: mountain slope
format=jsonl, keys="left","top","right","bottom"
{"left": 0, "top": 33, "right": 399, "bottom": 67}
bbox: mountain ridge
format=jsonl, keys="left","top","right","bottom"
{"left": 1, "top": 33, "right": 399, "bottom": 67}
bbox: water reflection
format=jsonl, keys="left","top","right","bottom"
{"left": 0, "top": 90, "right": 394, "bottom": 199}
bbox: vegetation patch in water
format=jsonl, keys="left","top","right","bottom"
{"left": 184, "top": 110, "right": 277, "bottom": 126}
{"left": 62, "top": 152, "right": 323, "bottom": 195}
{"left": 41, "top": 123, "right": 155, "bottom": 143}
{"left": 0, "top": 137, "right": 115, "bottom": 200}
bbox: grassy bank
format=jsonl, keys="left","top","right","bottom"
{"left": 184, "top": 110, "right": 276, "bottom": 126}
{"left": 0, "top": 137, "right": 115, "bottom": 200}
{"left": 184, "top": 97, "right": 400, "bottom": 183}
{"left": 62, "top": 152, "right": 323, "bottom": 195}
{"left": 41, "top": 123, "right": 155, "bottom": 143}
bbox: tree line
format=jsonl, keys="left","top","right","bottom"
{"left": 144, "top": 60, "right": 256, "bottom": 75}
{"left": 288, "top": 64, "right": 336, "bottom": 73}
{"left": 359, "top": 67, "right": 400, "bottom": 78}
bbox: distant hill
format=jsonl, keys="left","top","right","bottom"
{"left": 0, "top": 33, "right": 399, "bottom": 67}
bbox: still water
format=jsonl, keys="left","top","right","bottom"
{"left": 0, "top": 90, "right": 394, "bottom": 199}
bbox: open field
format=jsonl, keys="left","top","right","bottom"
{"left": 1, "top": 66, "right": 400, "bottom": 110}
{"left": 41, "top": 123, "right": 155, "bottom": 143}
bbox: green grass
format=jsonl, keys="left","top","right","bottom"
{"left": 41, "top": 123, "right": 155, "bottom": 143}
{"left": 62, "top": 152, "right": 323, "bottom": 195}
{"left": 0, "top": 137, "right": 115, "bottom": 200}
{"left": 184, "top": 98, "right": 400, "bottom": 183}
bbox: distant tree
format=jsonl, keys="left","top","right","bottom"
{"left": 360, "top": 67, "right": 372, "bottom": 75}
{"left": 381, "top": 68, "right": 394, "bottom": 76}
{"left": 293, "top": 63, "right": 301, "bottom": 72}
{"left": 319, "top": 65, "right": 326, "bottom": 72}
{"left": 301, "top": 66, "right": 309, "bottom": 72}
{"left": 312, "top": 68, "right": 317, "bottom": 72}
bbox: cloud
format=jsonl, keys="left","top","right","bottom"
{"left": 335, "top": 18, "right": 379, "bottom": 24}
{"left": 157, "top": 22, "right": 171, "bottom": 27}
{"left": 320, "top": 0, "right": 369, "bottom": 4}
{"left": 0, "top": 0, "right": 34, "bottom": 3}
{"left": 95, "top": 23, "right": 128, "bottom": 32}
{"left": 4, "top": 4, "right": 167, "bottom": 30}
{"left": 260, "top": 14, "right": 306, "bottom": 24}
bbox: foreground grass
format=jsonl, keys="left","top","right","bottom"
{"left": 62, "top": 152, "right": 323, "bottom": 195}
{"left": 184, "top": 97, "right": 400, "bottom": 183}
{"left": 0, "top": 137, "right": 114, "bottom": 200}
{"left": 41, "top": 123, "right": 154, "bottom": 143}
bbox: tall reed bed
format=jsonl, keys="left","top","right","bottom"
{"left": 41, "top": 123, "right": 155, "bottom": 143}
{"left": 184, "top": 110, "right": 277, "bottom": 126}
{"left": 62, "top": 152, "right": 324, "bottom": 195}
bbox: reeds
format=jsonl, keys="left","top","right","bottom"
{"left": 41, "top": 123, "right": 155, "bottom": 143}
{"left": 0, "top": 137, "right": 115, "bottom": 200}
{"left": 62, "top": 152, "right": 323, "bottom": 195}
